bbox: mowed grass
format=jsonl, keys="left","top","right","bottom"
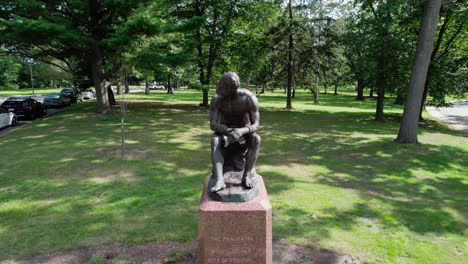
{"left": 0, "top": 88, "right": 61, "bottom": 97}
{"left": 0, "top": 89, "right": 466, "bottom": 264}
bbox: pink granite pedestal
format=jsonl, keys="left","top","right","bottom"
{"left": 198, "top": 175, "right": 272, "bottom": 264}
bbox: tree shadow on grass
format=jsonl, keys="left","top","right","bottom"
{"left": 259, "top": 108, "right": 467, "bottom": 237}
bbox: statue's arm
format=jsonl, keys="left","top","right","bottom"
{"left": 233, "top": 94, "right": 259, "bottom": 136}
{"left": 209, "top": 96, "right": 229, "bottom": 134}
{"left": 246, "top": 95, "right": 259, "bottom": 134}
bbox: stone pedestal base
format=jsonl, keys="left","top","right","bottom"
{"left": 198, "top": 175, "right": 272, "bottom": 264}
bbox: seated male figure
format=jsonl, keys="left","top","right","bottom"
{"left": 209, "top": 72, "right": 261, "bottom": 192}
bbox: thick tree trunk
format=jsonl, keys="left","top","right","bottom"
{"left": 91, "top": 51, "right": 110, "bottom": 114}
{"left": 396, "top": 0, "right": 442, "bottom": 143}
{"left": 375, "top": 55, "right": 386, "bottom": 121}
{"left": 286, "top": 0, "right": 293, "bottom": 109}
{"left": 334, "top": 82, "right": 338, "bottom": 96}
{"left": 369, "top": 86, "right": 374, "bottom": 98}
{"left": 356, "top": 78, "right": 364, "bottom": 100}
{"left": 167, "top": 72, "right": 173, "bottom": 94}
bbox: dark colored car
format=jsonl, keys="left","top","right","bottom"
{"left": 60, "top": 88, "right": 81, "bottom": 103}
{"left": 43, "top": 93, "right": 71, "bottom": 108}
{"left": 0, "top": 97, "right": 46, "bottom": 120}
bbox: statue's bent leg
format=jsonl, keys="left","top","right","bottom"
{"left": 243, "top": 133, "right": 261, "bottom": 189}
{"left": 210, "top": 134, "right": 226, "bottom": 192}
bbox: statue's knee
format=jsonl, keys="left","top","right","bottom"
{"left": 211, "top": 136, "right": 221, "bottom": 149}
{"left": 252, "top": 134, "right": 261, "bottom": 146}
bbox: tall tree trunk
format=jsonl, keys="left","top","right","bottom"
{"left": 286, "top": 0, "right": 293, "bottom": 109}
{"left": 334, "top": 81, "right": 338, "bottom": 96}
{"left": 145, "top": 79, "right": 149, "bottom": 95}
{"left": 124, "top": 68, "right": 130, "bottom": 94}
{"left": 292, "top": 87, "right": 296, "bottom": 98}
{"left": 202, "top": 88, "right": 209, "bottom": 106}
{"left": 369, "top": 86, "right": 374, "bottom": 98}
{"left": 396, "top": 0, "right": 442, "bottom": 143}
{"left": 167, "top": 72, "right": 173, "bottom": 94}
{"left": 375, "top": 55, "right": 386, "bottom": 121}
{"left": 356, "top": 78, "right": 364, "bottom": 100}
{"left": 91, "top": 49, "right": 110, "bottom": 114}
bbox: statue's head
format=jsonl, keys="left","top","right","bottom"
{"left": 217, "top": 72, "right": 240, "bottom": 98}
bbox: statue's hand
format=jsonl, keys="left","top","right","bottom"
{"left": 227, "top": 128, "right": 243, "bottom": 144}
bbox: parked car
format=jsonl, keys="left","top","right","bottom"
{"left": 0, "top": 97, "right": 45, "bottom": 120}
{"left": 81, "top": 89, "right": 95, "bottom": 100}
{"left": 43, "top": 93, "right": 71, "bottom": 108}
{"left": 0, "top": 107, "right": 17, "bottom": 128}
{"left": 60, "top": 88, "right": 82, "bottom": 103}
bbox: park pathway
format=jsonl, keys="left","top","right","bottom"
{"left": 426, "top": 101, "right": 468, "bottom": 133}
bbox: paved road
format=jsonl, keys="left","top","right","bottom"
{"left": 426, "top": 101, "right": 468, "bottom": 133}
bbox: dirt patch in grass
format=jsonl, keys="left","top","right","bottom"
{"left": 0, "top": 240, "right": 365, "bottom": 264}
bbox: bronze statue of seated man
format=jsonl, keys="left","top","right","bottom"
{"left": 209, "top": 72, "right": 261, "bottom": 193}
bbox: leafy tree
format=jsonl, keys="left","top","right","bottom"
{"left": 0, "top": 0, "right": 161, "bottom": 114}
{"left": 0, "top": 55, "right": 21, "bottom": 89}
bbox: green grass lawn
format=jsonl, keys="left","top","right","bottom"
{"left": 0, "top": 90, "right": 466, "bottom": 264}
{"left": 0, "top": 88, "right": 62, "bottom": 97}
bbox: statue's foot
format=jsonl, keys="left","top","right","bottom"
{"left": 242, "top": 174, "right": 255, "bottom": 189}
{"left": 210, "top": 179, "right": 226, "bottom": 192}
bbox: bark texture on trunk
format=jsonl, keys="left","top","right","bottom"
{"left": 91, "top": 48, "right": 110, "bottom": 114}
{"left": 396, "top": 0, "right": 442, "bottom": 143}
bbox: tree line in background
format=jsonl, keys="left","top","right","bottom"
{"left": 0, "top": 0, "right": 466, "bottom": 142}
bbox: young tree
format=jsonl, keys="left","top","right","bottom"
{"left": 395, "top": 0, "right": 443, "bottom": 143}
